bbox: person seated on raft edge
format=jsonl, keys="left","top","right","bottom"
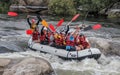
{"left": 74, "top": 26, "right": 90, "bottom": 50}
{"left": 40, "top": 26, "right": 51, "bottom": 45}
{"left": 27, "top": 15, "right": 42, "bottom": 31}
{"left": 78, "top": 34, "right": 90, "bottom": 49}
{"left": 32, "top": 27, "right": 40, "bottom": 43}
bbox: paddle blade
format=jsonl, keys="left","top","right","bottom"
{"left": 92, "top": 24, "right": 102, "bottom": 30}
{"left": 83, "top": 26, "right": 92, "bottom": 31}
{"left": 72, "top": 14, "right": 80, "bottom": 21}
{"left": 57, "top": 19, "right": 64, "bottom": 27}
{"left": 26, "top": 29, "right": 33, "bottom": 35}
{"left": 49, "top": 24, "right": 56, "bottom": 32}
{"left": 41, "top": 20, "right": 48, "bottom": 27}
{"left": 8, "top": 12, "right": 18, "bottom": 17}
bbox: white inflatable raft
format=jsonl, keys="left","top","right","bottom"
{"left": 28, "top": 38, "right": 101, "bottom": 60}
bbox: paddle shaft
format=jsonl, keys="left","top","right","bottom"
{"left": 78, "top": 11, "right": 89, "bottom": 28}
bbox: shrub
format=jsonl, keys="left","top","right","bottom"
{"left": 0, "top": 1, "right": 11, "bottom": 13}
{"left": 48, "top": 0, "right": 76, "bottom": 16}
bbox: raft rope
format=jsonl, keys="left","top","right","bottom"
{"left": 89, "top": 48, "right": 93, "bottom": 56}
{"left": 76, "top": 51, "right": 78, "bottom": 59}
{"left": 67, "top": 51, "right": 70, "bottom": 59}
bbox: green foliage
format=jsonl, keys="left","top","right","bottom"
{"left": 74, "top": 0, "right": 119, "bottom": 12}
{"left": 48, "top": 0, "right": 76, "bottom": 16}
{"left": 0, "top": 1, "right": 11, "bottom": 13}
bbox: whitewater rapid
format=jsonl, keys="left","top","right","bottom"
{"left": 0, "top": 51, "right": 120, "bottom": 75}
{"left": 0, "top": 15, "right": 120, "bottom": 75}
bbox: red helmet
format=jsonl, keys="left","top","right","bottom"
{"left": 31, "top": 19, "right": 35, "bottom": 23}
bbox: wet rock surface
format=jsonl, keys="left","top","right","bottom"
{"left": 10, "top": 0, "right": 48, "bottom": 13}
{"left": 0, "top": 57, "right": 53, "bottom": 75}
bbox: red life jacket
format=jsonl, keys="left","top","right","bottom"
{"left": 32, "top": 31, "right": 39, "bottom": 41}
{"left": 40, "top": 34, "right": 46, "bottom": 41}
{"left": 79, "top": 36, "right": 89, "bottom": 48}
{"left": 40, "top": 32, "right": 51, "bottom": 43}
{"left": 66, "top": 36, "right": 75, "bottom": 47}
{"left": 74, "top": 36, "right": 79, "bottom": 45}
{"left": 47, "top": 32, "right": 51, "bottom": 43}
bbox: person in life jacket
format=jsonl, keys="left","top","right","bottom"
{"left": 55, "top": 32, "right": 66, "bottom": 49}
{"left": 27, "top": 15, "right": 42, "bottom": 31}
{"left": 78, "top": 34, "right": 90, "bottom": 49}
{"left": 32, "top": 27, "right": 40, "bottom": 43}
{"left": 40, "top": 26, "right": 51, "bottom": 45}
{"left": 66, "top": 26, "right": 82, "bottom": 51}
{"left": 65, "top": 29, "right": 77, "bottom": 51}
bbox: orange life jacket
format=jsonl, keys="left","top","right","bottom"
{"left": 55, "top": 35, "right": 63, "bottom": 45}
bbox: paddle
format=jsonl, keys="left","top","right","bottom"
{"left": 49, "top": 24, "right": 56, "bottom": 32}
{"left": 66, "top": 14, "right": 80, "bottom": 26}
{"left": 56, "top": 19, "right": 64, "bottom": 27}
{"left": 83, "top": 24, "right": 102, "bottom": 31}
{"left": 8, "top": 11, "right": 18, "bottom": 17}
{"left": 60, "top": 14, "right": 80, "bottom": 32}
{"left": 26, "top": 29, "right": 33, "bottom": 35}
{"left": 41, "top": 19, "right": 55, "bottom": 32}
{"left": 41, "top": 20, "right": 49, "bottom": 27}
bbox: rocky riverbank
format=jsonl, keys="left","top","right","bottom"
{"left": 8, "top": 0, "right": 120, "bottom": 18}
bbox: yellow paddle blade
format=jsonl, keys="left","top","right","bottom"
{"left": 41, "top": 20, "right": 48, "bottom": 27}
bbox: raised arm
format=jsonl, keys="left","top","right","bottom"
{"left": 65, "top": 25, "right": 70, "bottom": 35}
{"left": 27, "top": 15, "right": 31, "bottom": 27}
{"left": 40, "top": 26, "right": 44, "bottom": 35}
{"left": 36, "top": 15, "right": 42, "bottom": 25}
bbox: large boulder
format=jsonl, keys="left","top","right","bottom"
{"left": 88, "top": 37, "right": 111, "bottom": 55}
{"left": 88, "top": 37, "right": 120, "bottom": 56}
{"left": 0, "top": 59, "right": 11, "bottom": 74}
{"left": 0, "top": 57, "right": 53, "bottom": 75}
{"left": 10, "top": 0, "right": 49, "bottom": 13}
{"left": 100, "top": 2, "right": 120, "bottom": 18}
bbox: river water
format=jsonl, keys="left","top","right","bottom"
{"left": 0, "top": 14, "right": 120, "bottom": 75}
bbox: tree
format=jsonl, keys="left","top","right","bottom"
{"left": 48, "top": 0, "right": 76, "bottom": 16}
{"left": 74, "top": 0, "right": 120, "bottom": 12}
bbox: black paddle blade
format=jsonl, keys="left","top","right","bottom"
{"left": 83, "top": 26, "right": 92, "bottom": 31}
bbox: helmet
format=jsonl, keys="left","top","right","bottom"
{"left": 58, "top": 35, "right": 61, "bottom": 39}
{"left": 43, "top": 27, "right": 47, "bottom": 30}
{"left": 31, "top": 19, "right": 35, "bottom": 23}
{"left": 68, "top": 29, "right": 75, "bottom": 33}
{"left": 70, "top": 36, "right": 74, "bottom": 41}
{"left": 80, "top": 33, "right": 84, "bottom": 36}
{"left": 60, "top": 32, "right": 65, "bottom": 34}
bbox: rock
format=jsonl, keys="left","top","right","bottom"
{"left": 88, "top": 37, "right": 111, "bottom": 55}
{"left": 0, "top": 59, "right": 11, "bottom": 75}
{"left": 10, "top": 0, "right": 49, "bottom": 13}
{"left": 108, "top": 42, "right": 120, "bottom": 56}
{"left": 88, "top": 37, "right": 120, "bottom": 56}
{"left": 0, "top": 57, "right": 53, "bottom": 75}
{"left": 88, "top": 37, "right": 110, "bottom": 50}
{"left": 0, "top": 59, "right": 11, "bottom": 67}
{"left": 100, "top": 2, "right": 120, "bottom": 18}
